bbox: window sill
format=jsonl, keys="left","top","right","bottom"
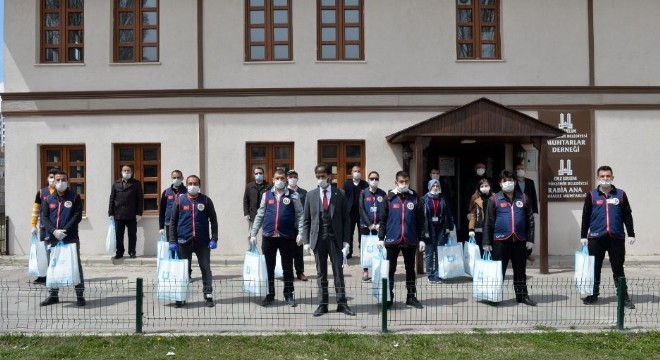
{"left": 109, "top": 62, "right": 162, "bottom": 66}
{"left": 455, "top": 59, "right": 506, "bottom": 63}
{"left": 315, "top": 60, "right": 367, "bottom": 64}
{"left": 34, "top": 63, "right": 85, "bottom": 67}
{"left": 243, "top": 61, "right": 295, "bottom": 65}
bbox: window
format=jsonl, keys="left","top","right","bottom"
{"left": 456, "top": 0, "right": 500, "bottom": 59}
{"left": 317, "top": 0, "right": 364, "bottom": 60}
{"left": 246, "top": 143, "right": 294, "bottom": 183}
{"left": 114, "top": 144, "right": 161, "bottom": 214}
{"left": 40, "top": 145, "right": 86, "bottom": 211}
{"left": 318, "top": 141, "right": 365, "bottom": 184}
{"left": 114, "top": 0, "right": 159, "bottom": 62}
{"left": 245, "top": 0, "right": 292, "bottom": 61}
{"left": 40, "top": 0, "right": 84, "bottom": 63}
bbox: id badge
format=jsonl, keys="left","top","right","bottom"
{"left": 432, "top": 216, "right": 439, "bottom": 222}
{"left": 370, "top": 206, "right": 378, "bottom": 213}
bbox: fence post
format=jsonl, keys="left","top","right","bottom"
{"left": 136, "top": 277, "right": 144, "bottom": 333}
{"left": 616, "top": 276, "right": 626, "bottom": 331}
{"left": 381, "top": 278, "right": 388, "bottom": 333}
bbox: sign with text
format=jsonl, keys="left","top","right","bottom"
{"left": 539, "top": 111, "right": 593, "bottom": 202}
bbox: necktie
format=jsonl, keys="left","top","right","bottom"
{"left": 323, "top": 189, "right": 329, "bottom": 211}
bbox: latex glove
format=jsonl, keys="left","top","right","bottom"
{"left": 159, "top": 229, "right": 165, "bottom": 236}
{"left": 483, "top": 245, "right": 492, "bottom": 252}
{"left": 341, "top": 242, "right": 350, "bottom": 258}
{"left": 208, "top": 240, "right": 217, "bottom": 250}
{"left": 245, "top": 215, "right": 251, "bottom": 221}
{"left": 296, "top": 234, "right": 303, "bottom": 246}
{"left": 526, "top": 242, "right": 533, "bottom": 250}
{"left": 377, "top": 240, "right": 385, "bottom": 250}
{"left": 580, "top": 238, "right": 588, "bottom": 247}
{"left": 169, "top": 243, "right": 178, "bottom": 252}
{"left": 136, "top": 215, "right": 142, "bottom": 222}
{"left": 109, "top": 215, "right": 114, "bottom": 220}
{"left": 468, "top": 231, "right": 475, "bottom": 237}
{"left": 445, "top": 228, "right": 451, "bottom": 234}
{"left": 628, "top": 237, "right": 636, "bottom": 245}
{"left": 31, "top": 227, "right": 37, "bottom": 235}
{"left": 250, "top": 236, "right": 257, "bottom": 246}
{"left": 303, "top": 244, "right": 312, "bottom": 255}
{"left": 375, "top": 224, "right": 380, "bottom": 231}
{"left": 424, "top": 232, "right": 430, "bottom": 238}
{"left": 419, "top": 241, "right": 426, "bottom": 252}
{"left": 53, "top": 229, "right": 67, "bottom": 240}
{"left": 368, "top": 224, "right": 376, "bottom": 231}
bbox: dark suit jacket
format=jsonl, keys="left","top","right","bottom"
{"left": 515, "top": 178, "right": 538, "bottom": 214}
{"left": 243, "top": 181, "right": 270, "bottom": 221}
{"left": 302, "top": 186, "right": 351, "bottom": 250}
{"left": 108, "top": 178, "right": 143, "bottom": 219}
{"left": 343, "top": 179, "right": 368, "bottom": 218}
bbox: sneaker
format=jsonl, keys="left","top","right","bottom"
{"left": 427, "top": 278, "right": 441, "bottom": 284}
{"left": 33, "top": 277, "right": 46, "bottom": 284}
{"left": 386, "top": 301, "right": 393, "bottom": 309}
{"left": 40, "top": 296, "right": 59, "bottom": 306}
{"left": 76, "top": 297, "right": 86, "bottom": 307}
{"left": 405, "top": 297, "right": 423, "bottom": 309}
{"left": 583, "top": 295, "right": 598, "bottom": 305}
{"left": 205, "top": 298, "right": 215, "bottom": 308}
{"left": 625, "top": 298, "right": 635, "bottom": 310}
{"left": 175, "top": 301, "right": 184, "bottom": 308}
{"left": 362, "top": 272, "right": 371, "bottom": 282}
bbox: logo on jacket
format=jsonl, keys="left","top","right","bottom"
{"left": 268, "top": 199, "right": 275, "bottom": 205}
{"left": 515, "top": 201, "right": 523, "bottom": 208}
{"left": 183, "top": 205, "right": 190, "bottom": 211}
{"left": 197, "top": 203, "right": 205, "bottom": 211}
{"left": 49, "top": 204, "right": 57, "bottom": 209}
{"left": 499, "top": 202, "right": 508, "bottom": 208}
{"left": 282, "top": 198, "right": 291, "bottom": 205}
{"left": 377, "top": 196, "right": 383, "bottom": 202}
{"left": 406, "top": 203, "right": 415, "bottom": 210}
{"left": 167, "top": 195, "right": 173, "bottom": 200}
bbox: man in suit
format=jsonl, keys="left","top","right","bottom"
{"left": 343, "top": 164, "right": 368, "bottom": 259}
{"left": 514, "top": 163, "right": 538, "bottom": 262}
{"left": 108, "top": 165, "right": 143, "bottom": 260}
{"left": 303, "top": 163, "right": 356, "bottom": 317}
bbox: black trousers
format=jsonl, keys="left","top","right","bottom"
{"left": 348, "top": 216, "right": 359, "bottom": 257}
{"left": 262, "top": 236, "right": 296, "bottom": 300}
{"left": 47, "top": 240, "right": 85, "bottom": 297}
{"left": 588, "top": 236, "right": 626, "bottom": 297}
{"left": 492, "top": 239, "right": 528, "bottom": 299}
{"left": 473, "top": 232, "right": 484, "bottom": 257}
{"left": 177, "top": 240, "right": 213, "bottom": 296}
{"left": 294, "top": 241, "right": 304, "bottom": 276}
{"left": 386, "top": 246, "right": 417, "bottom": 300}
{"left": 115, "top": 218, "right": 137, "bottom": 256}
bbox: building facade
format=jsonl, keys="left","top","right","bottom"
{"left": 2, "top": 0, "right": 659, "bottom": 261}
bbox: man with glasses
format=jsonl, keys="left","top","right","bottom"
{"left": 287, "top": 169, "right": 308, "bottom": 281}
{"left": 250, "top": 170, "right": 304, "bottom": 307}
{"left": 244, "top": 166, "right": 270, "bottom": 240}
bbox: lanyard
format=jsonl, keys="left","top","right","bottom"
{"left": 431, "top": 198, "right": 440, "bottom": 217}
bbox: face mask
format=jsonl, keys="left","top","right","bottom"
{"left": 480, "top": 186, "right": 490, "bottom": 194}
{"left": 430, "top": 190, "right": 440, "bottom": 196}
{"left": 287, "top": 178, "right": 298, "bottom": 187}
{"left": 431, "top": 174, "right": 440, "bottom": 181}
{"left": 318, "top": 178, "right": 329, "bottom": 189}
{"left": 55, "top": 182, "right": 68, "bottom": 192}
{"left": 598, "top": 180, "right": 612, "bottom": 187}
{"left": 48, "top": 177, "right": 56, "bottom": 187}
{"left": 516, "top": 170, "right": 525, "bottom": 178}
{"left": 122, "top": 172, "right": 132, "bottom": 180}
{"left": 187, "top": 185, "right": 200, "bottom": 196}
{"left": 172, "top": 178, "right": 182, "bottom": 187}
{"left": 254, "top": 174, "right": 264, "bottom": 181}
{"left": 369, "top": 180, "right": 379, "bottom": 188}
{"left": 476, "top": 168, "right": 486, "bottom": 176}
{"left": 501, "top": 181, "right": 515, "bottom": 192}
{"left": 397, "top": 184, "right": 409, "bottom": 193}
{"left": 274, "top": 180, "right": 285, "bottom": 190}
{"left": 353, "top": 172, "right": 361, "bottom": 180}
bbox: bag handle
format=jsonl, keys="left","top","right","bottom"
{"left": 581, "top": 245, "right": 589, "bottom": 255}
{"left": 168, "top": 248, "right": 180, "bottom": 260}
{"left": 482, "top": 250, "right": 492, "bottom": 261}
{"left": 468, "top": 234, "right": 477, "bottom": 244}
{"left": 249, "top": 244, "right": 260, "bottom": 254}
{"left": 160, "top": 233, "right": 167, "bottom": 242}
{"left": 31, "top": 233, "right": 38, "bottom": 244}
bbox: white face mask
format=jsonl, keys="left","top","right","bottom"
{"left": 287, "top": 178, "right": 298, "bottom": 187}
{"left": 598, "top": 180, "right": 612, "bottom": 187}
{"left": 55, "top": 181, "right": 68, "bottom": 192}
{"left": 254, "top": 174, "right": 264, "bottom": 182}
{"left": 353, "top": 172, "right": 361, "bottom": 180}
{"left": 476, "top": 168, "right": 486, "bottom": 176}
{"left": 122, "top": 172, "right": 132, "bottom": 180}
{"left": 501, "top": 181, "right": 515, "bottom": 192}
{"left": 431, "top": 174, "right": 440, "bottom": 181}
{"left": 187, "top": 185, "right": 200, "bottom": 196}
{"left": 397, "top": 184, "right": 409, "bottom": 193}
{"left": 430, "top": 189, "right": 440, "bottom": 195}
{"left": 516, "top": 170, "right": 525, "bottom": 178}
{"left": 48, "top": 177, "right": 56, "bottom": 187}
{"left": 318, "top": 178, "right": 330, "bottom": 189}
{"left": 369, "top": 180, "right": 379, "bottom": 188}
{"left": 480, "top": 186, "right": 490, "bottom": 195}
{"left": 172, "top": 178, "right": 182, "bottom": 187}
{"left": 274, "top": 180, "right": 286, "bottom": 190}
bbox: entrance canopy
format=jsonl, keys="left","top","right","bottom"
{"left": 386, "top": 97, "right": 564, "bottom": 144}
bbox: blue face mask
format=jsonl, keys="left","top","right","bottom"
{"left": 172, "top": 178, "right": 182, "bottom": 187}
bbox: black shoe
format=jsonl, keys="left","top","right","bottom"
{"left": 346, "top": 254, "right": 352, "bottom": 260}
{"left": 261, "top": 297, "right": 274, "bottom": 307}
{"left": 285, "top": 297, "right": 297, "bottom": 308}
{"left": 113, "top": 254, "right": 124, "bottom": 260}
{"left": 175, "top": 301, "right": 184, "bottom": 308}
{"left": 313, "top": 305, "right": 328, "bottom": 317}
{"left": 76, "top": 297, "right": 86, "bottom": 307}
{"left": 485, "top": 300, "right": 500, "bottom": 307}
{"left": 33, "top": 277, "right": 46, "bottom": 284}
{"left": 205, "top": 298, "right": 215, "bottom": 308}
{"left": 129, "top": 253, "right": 136, "bottom": 259}
{"left": 625, "top": 299, "right": 635, "bottom": 310}
{"left": 406, "top": 297, "right": 423, "bottom": 309}
{"left": 40, "top": 296, "right": 59, "bottom": 306}
{"left": 518, "top": 296, "right": 537, "bottom": 307}
{"left": 583, "top": 295, "right": 598, "bottom": 305}
{"left": 386, "top": 301, "right": 393, "bottom": 309}
{"left": 336, "top": 304, "right": 356, "bottom": 316}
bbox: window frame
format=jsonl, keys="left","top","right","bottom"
{"left": 40, "top": 0, "right": 85, "bottom": 63}
{"left": 113, "top": 143, "right": 161, "bottom": 215}
{"left": 40, "top": 145, "right": 87, "bottom": 213}
{"left": 317, "top": 140, "right": 365, "bottom": 184}
{"left": 456, "top": 0, "right": 501, "bottom": 60}
{"left": 246, "top": 142, "right": 295, "bottom": 183}
{"left": 113, "top": 0, "right": 160, "bottom": 63}
{"left": 245, "top": 0, "right": 293, "bottom": 61}
{"left": 317, "top": 0, "right": 364, "bottom": 61}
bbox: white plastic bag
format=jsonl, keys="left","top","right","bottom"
{"left": 371, "top": 249, "right": 391, "bottom": 302}
{"left": 274, "top": 249, "right": 283, "bottom": 277}
{"left": 575, "top": 246, "right": 595, "bottom": 296}
{"left": 360, "top": 235, "right": 379, "bottom": 268}
{"left": 28, "top": 234, "right": 48, "bottom": 277}
{"left": 463, "top": 235, "right": 481, "bottom": 277}
{"left": 156, "top": 253, "right": 190, "bottom": 301}
{"left": 472, "top": 251, "right": 503, "bottom": 303}
{"left": 438, "top": 241, "right": 466, "bottom": 279}
{"left": 156, "top": 234, "right": 170, "bottom": 269}
{"left": 46, "top": 241, "right": 81, "bottom": 288}
{"left": 105, "top": 219, "right": 116, "bottom": 254}
{"left": 243, "top": 245, "right": 268, "bottom": 296}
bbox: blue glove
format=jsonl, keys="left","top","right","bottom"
{"left": 209, "top": 240, "right": 217, "bottom": 250}
{"left": 169, "top": 243, "right": 178, "bottom": 252}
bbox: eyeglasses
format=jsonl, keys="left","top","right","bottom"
{"left": 369, "top": 178, "right": 379, "bottom": 180}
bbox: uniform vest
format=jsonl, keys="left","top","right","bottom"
{"left": 385, "top": 193, "right": 419, "bottom": 246}
{"left": 164, "top": 186, "right": 187, "bottom": 226}
{"left": 262, "top": 190, "right": 297, "bottom": 238}
{"left": 588, "top": 188, "right": 626, "bottom": 239}
{"left": 360, "top": 188, "right": 386, "bottom": 227}
{"left": 46, "top": 191, "right": 79, "bottom": 241}
{"left": 40, "top": 186, "right": 52, "bottom": 202}
{"left": 492, "top": 193, "right": 528, "bottom": 241}
{"left": 175, "top": 194, "right": 211, "bottom": 243}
